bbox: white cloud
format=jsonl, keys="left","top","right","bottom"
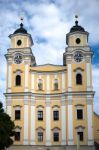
{"left": 92, "top": 65, "right": 99, "bottom": 114}
{"left": 0, "top": 0, "right": 99, "bottom": 114}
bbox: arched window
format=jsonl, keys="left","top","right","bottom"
{"left": 52, "top": 127, "right": 60, "bottom": 142}
{"left": 14, "top": 126, "right": 21, "bottom": 141}
{"left": 37, "top": 105, "right": 44, "bottom": 121}
{"left": 76, "top": 126, "right": 85, "bottom": 141}
{"left": 38, "top": 79, "right": 43, "bottom": 90}
{"left": 36, "top": 127, "right": 44, "bottom": 142}
{"left": 54, "top": 79, "right": 58, "bottom": 90}
{"left": 76, "top": 74, "right": 82, "bottom": 85}
{"left": 16, "top": 75, "right": 21, "bottom": 86}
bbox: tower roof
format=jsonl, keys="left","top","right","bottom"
{"left": 70, "top": 20, "right": 85, "bottom": 33}
{"left": 13, "top": 23, "right": 27, "bottom": 34}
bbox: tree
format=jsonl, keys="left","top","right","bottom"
{"left": 0, "top": 102, "right": 15, "bottom": 150}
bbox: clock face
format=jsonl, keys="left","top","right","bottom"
{"left": 14, "top": 53, "right": 23, "bottom": 64}
{"left": 74, "top": 51, "right": 83, "bottom": 62}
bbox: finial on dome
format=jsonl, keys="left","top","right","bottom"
{"left": 75, "top": 15, "right": 78, "bottom": 26}
{"left": 19, "top": 13, "right": 24, "bottom": 28}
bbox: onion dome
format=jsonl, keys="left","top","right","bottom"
{"left": 70, "top": 20, "right": 85, "bottom": 33}
{"left": 14, "top": 23, "right": 27, "bottom": 34}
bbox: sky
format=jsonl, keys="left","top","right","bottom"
{"left": 0, "top": 0, "right": 99, "bottom": 114}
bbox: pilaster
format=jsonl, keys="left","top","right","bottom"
{"left": 23, "top": 95, "right": 29, "bottom": 145}
{"left": 61, "top": 96, "right": 66, "bottom": 145}
{"left": 30, "top": 96, "right": 36, "bottom": 145}
{"left": 46, "top": 96, "right": 51, "bottom": 146}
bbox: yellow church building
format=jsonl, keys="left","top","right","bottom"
{"left": 4, "top": 19, "right": 99, "bottom": 149}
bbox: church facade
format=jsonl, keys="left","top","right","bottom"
{"left": 5, "top": 20, "right": 97, "bottom": 146}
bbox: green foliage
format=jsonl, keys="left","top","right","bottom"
{"left": 0, "top": 102, "right": 15, "bottom": 150}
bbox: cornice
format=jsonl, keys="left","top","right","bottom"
{"left": 4, "top": 91, "right": 95, "bottom": 98}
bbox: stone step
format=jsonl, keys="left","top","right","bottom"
{"left": 9, "top": 146, "right": 95, "bottom": 150}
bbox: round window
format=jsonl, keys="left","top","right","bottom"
{"left": 17, "top": 40, "right": 22, "bottom": 46}
{"left": 76, "top": 38, "right": 81, "bottom": 44}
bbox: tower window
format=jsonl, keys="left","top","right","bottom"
{"left": 16, "top": 75, "right": 21, "bottom": 86}
{"left": 15, "top": 131, "right": 20, "bottom": 141}
{"left": 76, "top": 38, "right": 81, "bottom": 44}
{"left": 38, "top": 132, "right": 43, "bottom": 142}
{"left": 17, "top": 40, "right": 22, "bottom": 46}
{"left": 53, "top": 132, "right": 59, "bottom": 142}
{"left": 77, "top": 132, "right": 83, "bottom": 141}
{"left": 15, "top": 110, "right": 21, "bottom": 120}
{"left": 76, "top": 74, "right": 82, "bottom": 85}
{"left": 38, "top": 111, "right": 43, "bottom": 120}
{"left": 77, "top": 109, "right": 83, "bottom": 119}
{"left": 53, "top": 111, "right": 59, "bottom": 121}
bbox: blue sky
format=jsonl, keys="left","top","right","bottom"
{"left": 0, "top": 0, "right": 99, "bottom": 114}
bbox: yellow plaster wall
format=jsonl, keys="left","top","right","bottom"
{"left": 94, "top": 113, "right": 99, "bottom": 143}
{"left": 72, "top": 63, "right": 87, "bottom": 91}
{"left": 68, "top": 34, "right": 88, "bottom": 47}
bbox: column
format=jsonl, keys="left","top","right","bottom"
{"left": 86, "top": 62, "right": 92, "bottom": 91}
{"left": 67, "top": 64, "right": 72, "bottom": 91}
{"left": 46, "top": 75, "right": 50, "bottom": 94}
{"left": 62, "top": 72, "right": 65, "bottom": 92}
{"left": 6, "top": 96, "right": 12, "bottom": 117}
{"left": 24, "top": 63, "right": 29, "bottom": 92}
{"left": 7, "top": 62, "right": 12, "bottom": 93}
{"left": 68, "top": 100, "right": 74, "bottom": 145}
{"left": 67, "top": 63, "right": 74, "bottom": 145}
{"left": 31, "top": 73, "right": 34, "bottom": 92}
{"left": 30, "top": 97, "right": 35, "bottom": 145}
{"left": 46, "top": 96, "right": 51, "bottom": 146}
{"left": 61, "top": 96, "right": 66, "bottom": 145}
{"left": 87, "top": 99, "right": 93, "bottom": 145}
{"left": 24, "top": 96, "right": 29, "bottom": 145}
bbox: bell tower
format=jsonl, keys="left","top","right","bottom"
{"left": 5, "top": 21, "right": 36, "bottom": 93}
{"left": 63, "top": 16, "right": 94, "bottom": 146}
{"left": 5, "top": 21, "right": 36, "bottom": 145}
{"left": 63, "top": 16, "right": 93, "bottom": 92}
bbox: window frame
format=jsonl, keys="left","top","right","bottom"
{"left": 37, "top": 110, "right": 43, "bottom": 121}
{"left": 15, "top": 110, "right": 21, "bottom": 120}
{"left": 77, "top": 131, "right": 84, "bottom": 141}
{"left": 53, "top": 132, "right": 59, "bottom": 142}
{"left": 53, "top": 110, "right": 59, "bottom": 121}
{"left": 15, "top": 75, "right": 21, "bottom": 86}
{"left": 77, "top": 109, "right": 83, "bottom": 120}
{"left": 38, "top": 132, "right": 43, "bottom": 142}
{"left": 15, "top": 131, "right": 20, "bottom": 141}
{"left": 76, "top": 73, "right": 82, "bottom": 85}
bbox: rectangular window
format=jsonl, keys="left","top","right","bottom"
{"left": 15, "top": 110, "right": 20, "bottom": 120}
{"left": 53, "top": 111, "right": 59, "bottom": 120}
{"left": 15, "top": 132, "right": 20, "bottom": 141}
{"left": 38, "top": 111, "right": 43, "bottom": 120}
{"left": 38, "top": 132, "right": 43, "bottom": 142}
{"left": 53, "top": 132, "right": 59, "bottom": 142}
{"left": 77, "top": 109, "right": 83, "bottom": 119}
{"left": 77, "top": 132, "right": 83, "bottom": 141}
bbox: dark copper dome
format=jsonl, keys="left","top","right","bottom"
{"left": 14, "top": 23, "right": 27, "bottom": 34}
{"left": 70, "top": 21, "right": 85, "bottom": 33}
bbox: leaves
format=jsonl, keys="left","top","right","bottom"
{"left": 0, "top": 102, "right": 15, "bottom": 150}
